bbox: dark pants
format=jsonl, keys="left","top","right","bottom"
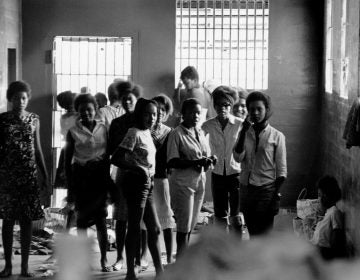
{"left": 123, "top": 171, "right": 162, "bottom": 274}
{"left": 240, "top": 183, "right": 279, "bottom": 236}
{"left": 211, "top": 173, "right": 241, "bottom": 220}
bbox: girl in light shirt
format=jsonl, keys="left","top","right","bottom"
{"left": 167, "top": 98, "right": 216, "bottom": 257}
{"left": 64, "top": 93, "right": 112, "bottom": 272}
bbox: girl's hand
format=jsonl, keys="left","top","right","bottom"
{"left": 242, "top": 116, "right": 253, "bottom": 132}
{"left": 177, "top": 80, "right": 183, "bottom": 89}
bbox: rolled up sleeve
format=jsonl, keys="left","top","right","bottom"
{"left": 167, "top": 130, "right": 180, "bottom": 162}
{"left": 275, "top": 133, "right": 287, "bottom": 178}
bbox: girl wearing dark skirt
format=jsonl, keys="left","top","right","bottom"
{"left": 64, "top": 93, "right": 112, "bottom": 272}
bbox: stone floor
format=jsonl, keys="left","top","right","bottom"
{"left": 0, "top": 209, "right": 296, "bottom": 279}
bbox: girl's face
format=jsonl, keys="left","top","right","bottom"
{"left": 318, "top": 189, "right": 330, "bottom": 209}
{"left": 248, "top": 100, "right": 267, "bottom": 124}
{"left": 11, "top": 91, "right": 29, "bottom": 112}
{"left": 78, "top": 102, "right": 96, "bottom": 124}
{"left": 122, "top": 93, "right": 137, "bottom": 113}
{"left": 233, "top": 98, "right": 247, "bottom": 120}
{"left": 183, "top": 104, "right": 202, "bottom": 128}
{"left": 214, "top": 96, "right": 232, "bottom": 122}
{"left": 143, "top": 103, "right": 157, "bottom": 129}
{"left": 157, "top": 103, "right": 168, "bottom": 124}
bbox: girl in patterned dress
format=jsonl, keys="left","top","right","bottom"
{"left": 151, "top": 94, "right": 175, "bottom": 264}
{"left": 0, "top": 81, "right": 49, "bottom": 277}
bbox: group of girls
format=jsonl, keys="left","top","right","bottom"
{"left": 0, "top": 73, "right": 288, "bottom": 279}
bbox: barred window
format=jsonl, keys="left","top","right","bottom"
{"left": 325, "top": 0, "right": 333, "bottom": 94}
{"left": 175, "top": 0, "right": 269, "bottom": 90}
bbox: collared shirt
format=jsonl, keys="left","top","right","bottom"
{"left": 120, "top": 127, "right": 156, "bottom": 177}
{"left": 69, "top": 119, "right": 107, "bottom": 165}
{"left": 238, "top": 124, "right": 287, "bottom": 186}
{"left": 312, "top": 206, "right": 344, "bottom": 248}
{"left": 202, "top": 115, "right": 242, "bottom": 176}
{"left": 167, "top": 124, "right": 211, "bottom": 190}
{"left": 167, "top": 124, "right": 211, "bottom": 163}
{"left": 97, "top": 105, "right": 125, "bottom": 129}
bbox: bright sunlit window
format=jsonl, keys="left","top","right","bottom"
{"left": 175, "top": 0, "right": 269, "bottom": 90}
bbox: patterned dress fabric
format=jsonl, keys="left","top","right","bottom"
{"left": 0, "top": 112, "right": 44, "bottom": 221}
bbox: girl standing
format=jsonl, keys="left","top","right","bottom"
{"left": 113, "top": 98, "right": 163, "bottom": 280}
{"left": 167, "top": 98, "right": 216, "bottom": 257}
{"left": 0, "top": 81, "right": 49, "bottom": 277}
{"left": 108, "top": 81, "right": 148, "bottom": 271}
{"left": 152, "top": 94, "right": 175, "bottom": 264}
{"left": 64, "top": 93, "right": 111, "bottom": 272}
{"left": 202, "top": 86, "right": 243, "bottom": 233}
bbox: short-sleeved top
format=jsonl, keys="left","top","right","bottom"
{"left": 312, "top": 206, "right": 344, "bottom": 248}
{"left": 108, "top": 113, "right": 135, "bottom": 155}
{"left": 167, "top": 124, "right": 211, "bottom": 168}
{"left": 120, "top": 127, "right": 156, "bottom": 177}
{"left": 68, "top": 119, "right": 107, "bottom": 165}
{"left": 151, "top": 124, "right": 172, "bottom": 178}
{"left": 202, "top": 115, "right": 243, "bottom": 176}
{"left": 238, "top": 124, "right": 287, "bottom": 186}
{"left": 98, "top": 105, "right": 124, "bottom": 129}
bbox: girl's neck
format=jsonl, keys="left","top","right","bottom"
{"left": 12, "top": 109, "right": 27, "bottom": 118}
{"left": 182, "top": 122, "right": 195, "bottom": 131}
{"left": 253, "top": 120, "right": 268, "bottom": 133}
{"left": 217, "top": 116, "right": 229, "bottom": 130}
{"left": 82, "top": 120, "right": 96, "bottom": 132}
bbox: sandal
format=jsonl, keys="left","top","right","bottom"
{"left": 101, "top": 266, "right": 112, "bottom": 273}
{"left": 20, "top": 271, "right": 35, "bottom": 278}
{"left": 112, "top": 260, "right": 124, "bottom": 271}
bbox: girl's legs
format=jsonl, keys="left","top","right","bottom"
{"left": 95, "top": 218, "right": 110, "bottom": 271}
{"left": 19, "top": 218, "right": 33, "bottom": 277}
{"left": 163, "top": 228, "right": 173, "bottom": 264}
{"left": 0, "top": 219, "right": 15, "bottom": 277}
{"left": 175, "top": 232, "right": 188, "bottom": 258}
{"left": 125, "top": 202, "right": 146, "bottom": 278}
{"left": 142, "top": 197, "right": 163, "bottom": 276}
{"left": 139, "top": 229, "right": 148, "bottom": 267}
{"left": 114, "top": 220, "right": 127, "bottom": 270}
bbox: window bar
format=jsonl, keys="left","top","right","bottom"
{"left": 212, "top": 0, "right": 215, "bottom": 78}
{"left": 188, "top": 0, "right": 191, "bottom": 66}
{"left": 229, "top": 0, "right": 233, "bottom": 86}
{"left": 113, "top": 39, "right": 116, "bottom": 79}
{"left": 245, "top": 0, "right": 248, "bottom": 89}
{"left": 262, "top": 1, "right": 265, "bottom": 89}
{"left": 204, "top": 0, "right": 208, "bottom": 79}
{"left": 78, "top": 37, "right": 81, "bottom": 91}
{"left": 87, "top": 38, "right": 89, "bottom": 89}
{"left": 104, "top": 38, "right": 107, "bottom": 90}
{"left": 237, "top": 0, "right": 240, "bottom": 87}
{"left": 254, "top": 1, "right": 257, "bottom": 89}
{"left": 70, "top": 37, "right": 72, "bottom": 90}
{"left": 196, "top": 0, "right": 199, "bottom": 70}
{"left": 180, "top": 0, "right": 183, "bottom": 75}
{"left": 220, "top": 0, "right": 224, "bottom": 83}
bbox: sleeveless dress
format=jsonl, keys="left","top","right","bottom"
{"left": 0, "top": 111, "right": 44, "bottom": 220}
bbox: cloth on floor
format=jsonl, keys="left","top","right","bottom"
{"left": 13, "top": 231, "right": 54, "bottom": 255}
{"left": 343, "top": 97, "right": 360, "bottom": 148}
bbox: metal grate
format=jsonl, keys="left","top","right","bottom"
{"left": 339, "top": 0, "right": 348, "bottom": 98}
{"left": 53, "top": 36, "right": 132, "bottom": 96}
{"left": 325, "top": 0, "right": 333, "bottom": 94}
{"left": 175, "top": 0, "right": 269, "bottom": 90}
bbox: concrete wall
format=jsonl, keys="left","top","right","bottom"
{"left": 22, "top": 0, "right": 176, "bottom": 173}
{"left": 22, "top": 0, "right": 324, "bottom": 206}
{"left": 267, "top": 0, "right": 324, "bottom": 205}
{"left": 0, "top": 0, "right": 22, "bottom": 113}
{"left": 320, "top": 0, "right": 360, "bottom": 251}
